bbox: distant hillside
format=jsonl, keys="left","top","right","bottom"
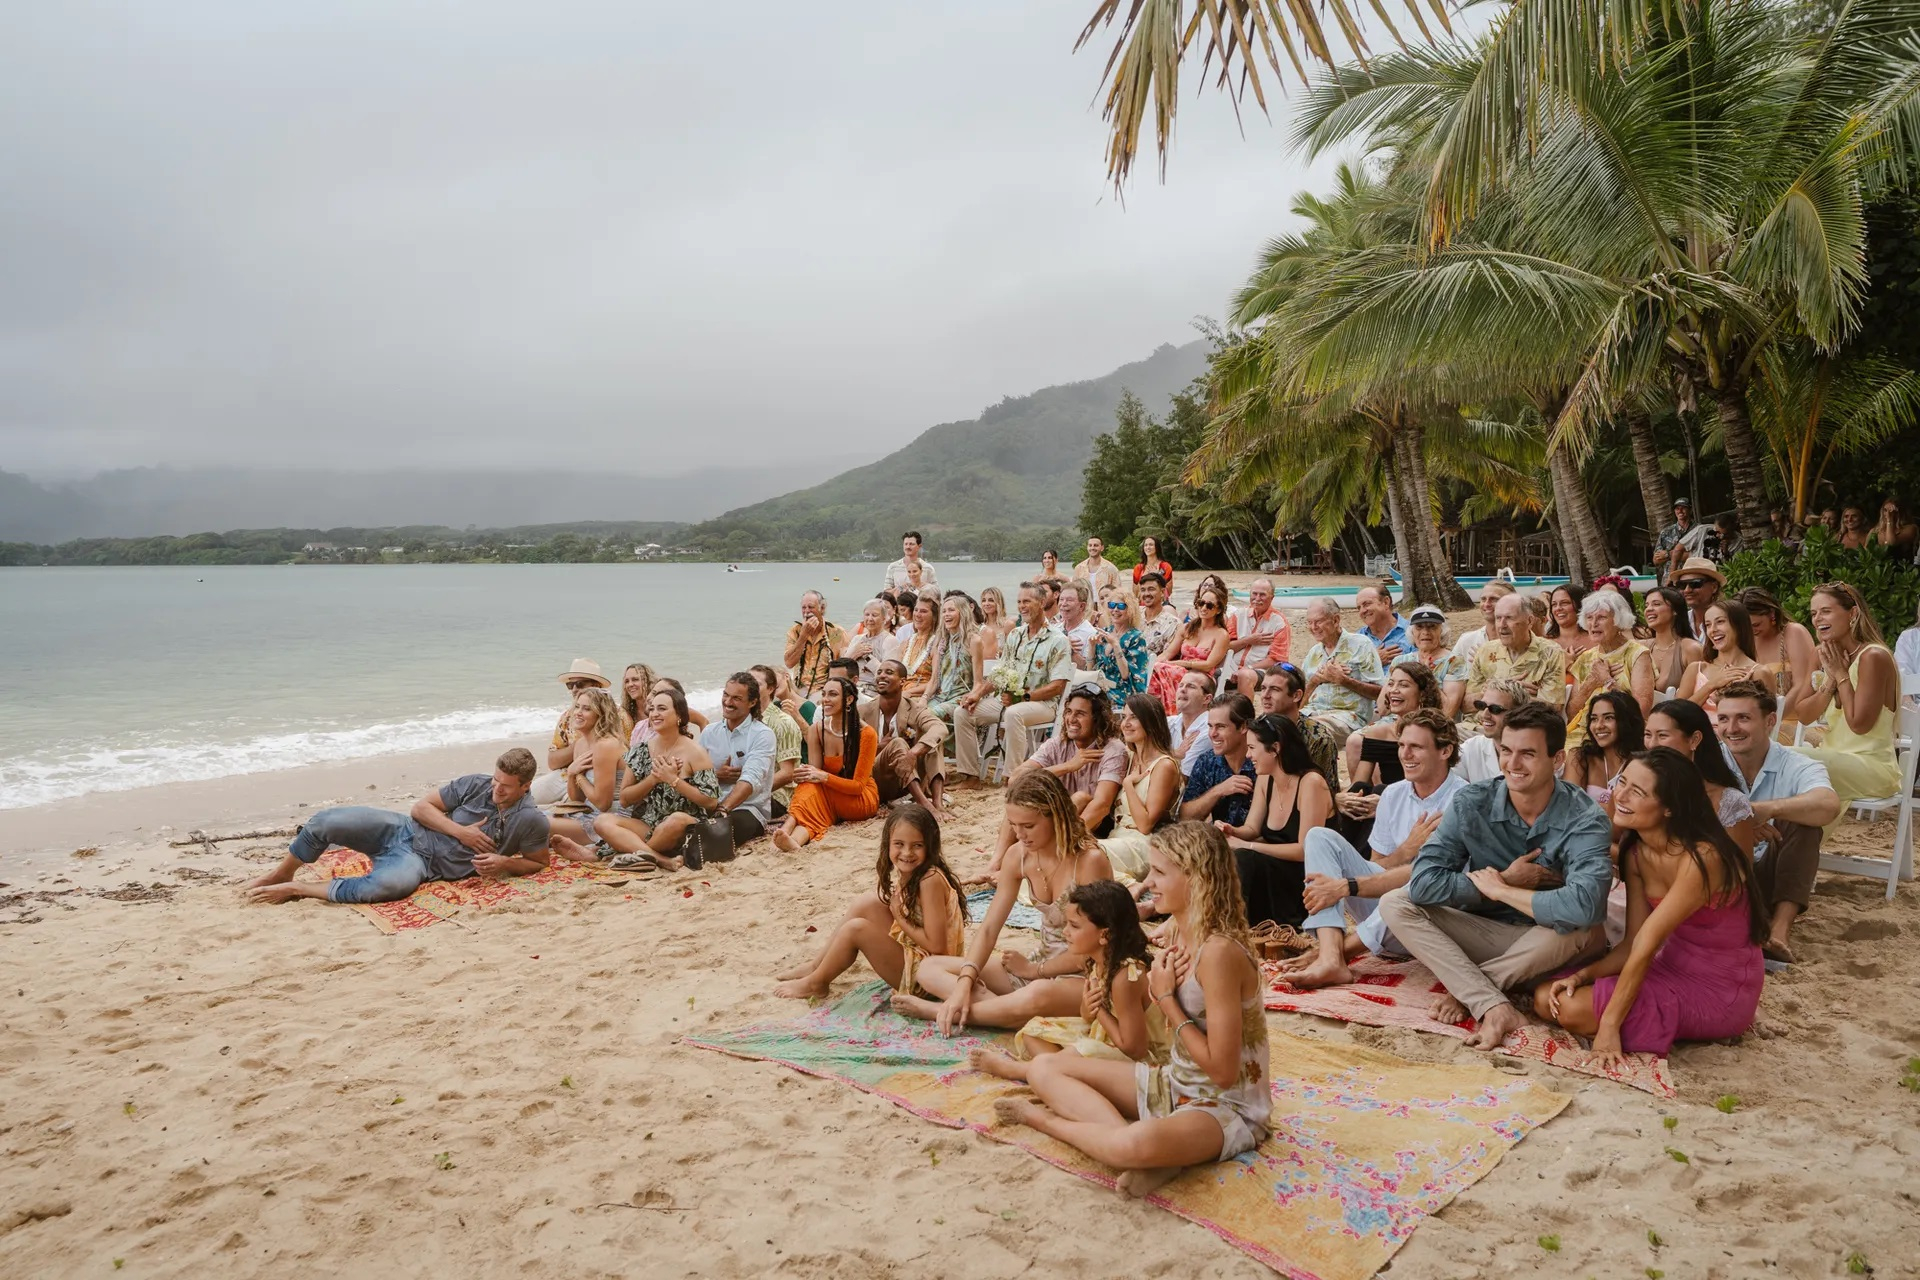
{"left": 687, "top": 340, "right": 1211, "bottom": 559}
{"left": 0, "top": 456, "right": 866, "bottom": 543}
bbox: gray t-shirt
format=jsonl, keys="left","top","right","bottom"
{"left": 410, "top": 774, "right": 552, "bottom": 882}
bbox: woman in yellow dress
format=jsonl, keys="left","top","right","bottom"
{"left": 1788, "top": 583, "right": 1902, "bottom": 812}
{"left": 1564, "top": 589, "right": 1653, "bottom": 751}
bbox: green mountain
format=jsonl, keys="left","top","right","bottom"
{"left": 686, "top": 340, "right": 1211, "bottom": 560}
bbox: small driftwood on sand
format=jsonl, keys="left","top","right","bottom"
{"left": 169, "top": 827, "right": 297, "bottom": 852}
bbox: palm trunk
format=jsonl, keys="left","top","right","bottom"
{"left": 1394, "top": 424, "right": 1472, "bottom": 608}
{"left": 1379, "top": 434, "right": 1418, "bottom": 588}
{"left": 1548, "top": 441, "right": 1612, "bottom": 582}
{"left": 1714, "top": 378, "right": 1773, "bottom": 549}
{"left": 1625, "top": 407, "right": 1672, "bottom": 550}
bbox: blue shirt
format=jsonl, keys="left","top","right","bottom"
{"left": 1406, "top": 777, "right": 1612, "bottom": 933}
{"left": 1365, "top": 615, "right": 1411, "bottom": 654}
{"left": 1182, "top": 747, "right": 1258, "bottom": 826}
{"left": 1723, "top": 741, "right": 1833, "bottom": 803}
{"left": 700, "top": 715, "right": 778, "bottom": 827}
{"left": 410, "top": 774, "right": 551, "bottom": 882}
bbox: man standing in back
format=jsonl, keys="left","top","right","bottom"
{"left": 1073, "top": 536, "right": 1123, "bottom": 596}
{"left": 882, "top": 531, "right": 939, "bottom": 594}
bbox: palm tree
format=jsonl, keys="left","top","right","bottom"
{"left": 1751, "top": 341, "right": 1920, "bottom": 522}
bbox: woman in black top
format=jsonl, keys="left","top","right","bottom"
{"left": 1220, "top": 714, "right": 1331, "bottom": 928}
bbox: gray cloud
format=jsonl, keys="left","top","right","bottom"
{"left": 0, "top": 1, "right": 1339, "bottom": 476}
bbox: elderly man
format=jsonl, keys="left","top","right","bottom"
{"left": 1137, "top": 572, "right": 1180, "bottom": 656}
{"left": 1056, "top": 579, "right": 1099, "bottom": 669}
{"left": 861, "top": 659, "right": 948, "bottom": 810}
{"left": 952, "top": 582, "right": 1073, "bottom": 780}
{"left": 699, "top": 672, "right": 779, "bottom": 848}
{"left": 1652, "top": 497, "right": 1700, "bottom": 584}
{"left": 1179, "top": 694, "right": 1260, "bottom": 826}
{"left": 1379, "top": 703, "right": 1611, "bottom": 1049}
{"left": 1299, "top": 597, "right": 1386, "bottom": 746}
{"left": 1449, "top": 581, "right": 1516, "bottom": 669}
{"left": 783, "top": 591, "right": 849, "bottom": 697}
{"left": 1715, "top": 680, "right": 1842, "bottom": 963}
{"left": 247, "top": 749, "right": 551, "bottom": 904}
{"left": 1355, "top": 584, "right": 1410, "bottom": 661}
{"left": 1073, "top": 536, "right": 1123, "bottom": 595}
{"left": 1224, "top": 577, "right": 1290, "bottom": 693}
{"left": 1670, "top": 556, "right": 1725, "bottom": 637}
{"left": 532, "top": 659, "right": 617, "bottom": 805}
{"left": 1257, "top": 663, "right": 1339, "bottom": 784}
{"left": 882, "top": 530, "right": 939, "bottom": 593}
{"left": 1468, "top": 592, "right": 1567, "bottom": 706}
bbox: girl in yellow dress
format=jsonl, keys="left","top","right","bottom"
{"left": 773, "top": 804, "right": 963, "bottom": 999}
{"left": 1789, "top": 583, "right": 1902, "bottom": 812}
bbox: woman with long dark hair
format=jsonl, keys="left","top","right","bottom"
{"left": 1645, "top": 699, "right": 1757, "bottom": 855}
{"left": 1144, "top": 585, "right": 1229, "bottom": 713}
{"left": 1643, "top": 586, "right": 1702, "bottom": 699}
{"left": 1219, "top": 714, "right": 1331, "bottom": 928}
{"left": 1564, "top": 689, "right": 1644, "bottom": 805}
{"left": 1679, "top": 601, "right": 1759, "bottom": 705}
{"left": 1132, "top": 534, "right": 1174, "bottom": 589}
{"left": 1545, "top": 584, "right": 1595, "bottom": 661}
{"left": 1532, "top": 748, "right": 1766, "bottom": 1064}
{"left": 772, "top": 677, "right": 879, "bottom": 851}
{"left": 1098, "top": 694, "right": 1183, "bottom": 880}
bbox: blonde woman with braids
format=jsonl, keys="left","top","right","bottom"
{"left": 549, "top": 687, "right": 628, "bottom": 844}
{"left": 926, "top": 592, "right": 983, "bottom": 721}
{"left": 900, "top": 770, "right": 1113, "bottom": 1032}
{"left": 995, "top": 822, "right": 1271, "bottom": 1198}
{"left": 1788, "top": 582, "right": 1902, "bottom": 810}
{"left": 976, "top": 586, "right": 1014, "bottom": 662}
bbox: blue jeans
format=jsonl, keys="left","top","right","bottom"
{"left": 290, "top": 806, "right": 429, "bottom": 904}
{"left": 1302, "top": 827, "right": 1400, "bottom": 956}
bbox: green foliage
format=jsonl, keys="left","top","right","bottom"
{"left": 1537, "top": 1234, "right": 1561, "bottom": 1252}
{"left": 1847, "top": 1250, "right": 1873, "bottom": 1274}
{"left": 1664, "top": 1146, "right": 1689, "bottom": 1164}
{"left": 1723, "top": 528, "right": 1920, "bottom": 641}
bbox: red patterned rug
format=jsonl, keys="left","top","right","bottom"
{"left": 314, "top": 848, "right": 633, "bottom": 933}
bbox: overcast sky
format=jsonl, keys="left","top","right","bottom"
{"left": 0, "top": 1, "right": 1340, "bottom": 477}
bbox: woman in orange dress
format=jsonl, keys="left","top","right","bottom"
{"left": 773, "top": 677, "right": 879, "bottom": 851}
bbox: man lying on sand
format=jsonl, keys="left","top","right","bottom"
{"left": 245, "top": 748, "right": 552, "bottom": 904}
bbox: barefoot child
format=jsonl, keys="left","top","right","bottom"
{"left": 995, "top": 821, "right": 1271, "bottom": 1198}
{"left": 773, "top": 804, "right": 963, "bottom": 999}
{"left": 899, "top": 771, "right": 1113, "bottom": 1033}
{"left": 970, "top": 880, "right": 1160, "bottom": 1079}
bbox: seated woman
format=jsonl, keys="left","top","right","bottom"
{"left": 1098, "top": 694, "right": 1183, "bottom": 882}
{"left": 618, "top": 663, "right": 655, "bottom": 745}
{"left": 773, "top": 803, "right": 963, "bottom": 999}
{"left": 1546, "top": 584, "right": 1596, "bottom": 663}
{"left": 770, "top": 676, "right": 878, "bottom": 851}
{"left": 1335, "top": 660, "right": 1440, "bottom": 845}
{"left": 1220, "top": 714, "right": 1331, "bottom": 930}
{"left": 630, "top": 676, "right": 709, "bottom": 742}
{"left": 1679, "top": 601, "right": 1760, "bottom": 706}
{"left": 1092, "top": 586, "right": 1153, "bottom": 709}
{"left": 846, "top": 600, "right": 899, "bottom": 690}
{"left": 1897, "top": 599, "right": 1920, "bottom": 682}
{"left": 894, "top": 594, "right": 939, "bottom": 698}
{"left": 1144, "top": 586, "right": 1229, "bottom": 714}
{"left": 1644, "top": 699, "right": 1758, "bottom": 855}
{"left": 1404, "top": 605, "right": 1467, "bottom": 719}
{"left": 1531, "top": 748, "right": 1766, "bottom": 1063}
{"left": 1643, "top": 585, "right": 1703, "bottom": 701}
{"left": 1563, "top": 690, "right": 1644, "bottom": 806}
{"left": 976, "top": 586, "right": 1014, "bottom": 662}
{"left": 546, "top": 688, "right": 628, "bottom": 844}
{"left": 898, "top": 770, "right": 1114, "bottom": 1031}
{"left": 925, "top": 593, "right": 984, "bottom": 722}
{"left": 1788, "top": 581, "right": 1902, "bottom": 810}
{"left": 569, "top": 687, "right": 719, "bottom": 871}
{"left": 968, "top": 879, "right": 1162, "bottom": 1072}
{"left": 1737, "top": 587, "right": 1817, "bottom": 741}
{"left": 1565, "top": 589, "right": 1654, "bottom": 750}
{"left": 994, "top": 822, "right": 1270, "bottom": 1199}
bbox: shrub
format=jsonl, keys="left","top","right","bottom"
{"left": 1723, "top": 527, "right": 1920, "bottom": 641}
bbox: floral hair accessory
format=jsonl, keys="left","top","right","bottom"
{"left": 1593, "top": 573, "right": 1632, "bottom": 596}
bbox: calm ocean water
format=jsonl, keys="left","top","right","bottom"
{"left": 0, "top": 562, "right": 1032, "bottom": 810}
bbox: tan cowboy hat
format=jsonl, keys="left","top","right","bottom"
{"left": 557, "top": 658, "right": 611, "bottom": 688}
{"left": 1673, "top": 556, "right": 1725, "bottom": 587}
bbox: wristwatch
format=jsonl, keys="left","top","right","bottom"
{"left": 1347, "top": 876, "right": 1360, "bottom": 898}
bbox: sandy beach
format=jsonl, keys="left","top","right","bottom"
{"left": 5, "top": 579, "right": 1918, "bottom": 1278}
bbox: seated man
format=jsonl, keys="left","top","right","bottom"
{"left": 1056, "top": 579, "right": 1099, "bottom": 669}
{"left": 1715, "top": 680, "right": 1842, "bottom": 963}
{"left": 533, "top": 659, "right": 616, "bottom": 805}
{"left": 700, "top": 671, "right": 779, "bottom": 847}
{"left": 1459, "top": 679, "right": 1529, "bottom": 782}
{"left": 783, "top": 590, "right": 848, "bottom": 698}
{"left": 1299, "top": 597, "right": 1386, "bottom": 747}
{"left": 246, "top": 749, "right": 551, "bottom": 904}
{"left": 1378, "top": 702, "right": 1611, "bottom": 1048}
{"left": 1256, "top": 663, "right": 1339, "bottom": 785}
{"left": 1354, "top": 584, "right": 1410, "bottom": 661}
{"left": 1179, "top": 693, "right": 1259, "bottom": 826}
{"left": 860, "top": 659, "right": 948, "bottom": 811}
{"left": 1072, "top": 535, "right": 1123, "bottom": 596}
{"left": 1286, "top": 710, "right": 1465, "bottom": 987}
{"left": 749, "top": 664, "right": 804, "bottom": 818}
{"left": 1019, "top": 683, "right": 1127, "bottom": 835}
{"left": 1468, "top": 591, "right": 1567, "bottom": 708}
{"left": 952, "top": 583, "right": 1073, "bottom": 780}
{"left": 1224, "top": 577, "right": 1289, "bottom": 694}
{"left": 1136, "top": 572, "right": 1180, "bottom": 657}
{"left": 1167, "top": 669, "right": 1217, "bottom": 774}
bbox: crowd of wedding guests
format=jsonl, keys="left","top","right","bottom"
{"left": 248, "top": 528, "right": 1910, "bottom": 1190}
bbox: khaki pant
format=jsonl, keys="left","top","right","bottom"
{"left": 872, "top": 737, "right": 945, "bottom": 803}
{"left": 1378, "top": 888, "right": 1602, "bottom": 1019}
{"left": 952, "top": 696, "right": 1057, "bottom": 778}
{"left": 1755, "top": 818, "right": 1823, "bottom": 912}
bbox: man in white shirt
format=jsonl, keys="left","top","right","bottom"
{"left": 1459, "top": 679, "right": 1530, "bottom": 782}
{"left": 1073, "top": 536, "right": 1123, "bottom": 595}
{"left": 1284, "top": 709, "right": 1467, "bottom": 987}
{"left": 1057, "top": 579, "right": 1099, "bottom": 669}
{"left": 881, "top": 531, "right": 939, "bottom": 593}
{"left": 1449, "top": 581, "right": 1515, "bottom": 670}
{"left": 1167, "top": 669, "right": 1217, "bottom": 774}
{"left": 1223, "top": 577, "right": 1289, "bottom": 693}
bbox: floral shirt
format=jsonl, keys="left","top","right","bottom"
{"left": 1139, "top": 607, "right": 1181, "bottom": 657}
{"left": 1094, "top": 627, "right": 1153, "bottom": 708}
{"left": 1565, "top": 639, "right": 1648, "bottom": 747}
{"left": 1303, "top": 630, "right": 1387, "bottom": 720}
{"left": 786, "top": 620, "right": 850, "bottom": 694}
{"left": 759, "top": 705, "right": 804, "bottom": 810}
{"left": 988, "top": 622, "right": 1074, "bottom": 704}
{"left": 1406, "top": 647, "right": 1468, "bottom": 687}
{"left": 1468, "top": 633, "right": 1568, "bottom": 703}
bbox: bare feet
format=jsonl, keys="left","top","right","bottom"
{"left": 1432, "top": 993, "right": 1469, "bottom": 1026}
{"left": 550, "top": 833, "right": 597, "bottom": 863}
{"left": 1117, "top": 1166, "right": 1183, "bottom": 1199}
{"left": 772, "top": 829, "right": 798, "bottom": 853}
{"left": 967, "top": 1047, "right": 1028, "bottom": 1081}
{"left": 993, "top": 1097, "right": 1042, "bottom": 1128}
{"left": 774, "top": 956, "right": 816, "bottom": 982}
{"left": 1282, "top": 956, "right": 1353, "bottom": 990}
{"left": 1762, "top": 935, "right": 1796, "bottom": 964}
{"left": 889, "top": 991, "right": 940, "bottom": 1021}
{"left": 245, "top": 881, "right": 328, "bottom": 905}
{"left": 772, "top": 976, "right": 828, "bottom": 1000}
{"left": 1463, "top": 1000, "right": 1527, "bottom": 1050}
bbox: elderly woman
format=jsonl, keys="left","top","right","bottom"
{"left": 846, "top": 598, "right": 899, "bottom": 690}
{"left": 1092, "top": 585, "right": 1153, "bottom": 709}
{"left": 1565, "top": 589, "right": 1655, "bottom": 750}
{"left": 1404, "top": 604, "right": 1467, "bottom": 718}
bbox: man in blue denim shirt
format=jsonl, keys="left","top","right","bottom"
{"left": 245, "top": 749, "right": 552, "bottom": 905}
{"left": 1379, "top": 703, "right": 1611, "bottom": 1049}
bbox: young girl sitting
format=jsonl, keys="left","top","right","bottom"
{"left": 995, "top": 822, "right": 1271, "bottom": 1199}
{"left": 773, "top": 804, "right": 963, "bottom": 999}
{"left": 898, "top": 770, "right": 1113, "bottom": 1033}
{"left": 969, "top": 880, "right": 1160, "bottom": 1073}
{"left": 1530, "top": 747, "right": 1766, "bottom": 1063}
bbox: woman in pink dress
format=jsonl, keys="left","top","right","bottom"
{"left": 1532, "top": 747, "right": 1766, "bottom": 1063}
{"left": 1144, "top": 586, "right": 1230, "bottom": 713}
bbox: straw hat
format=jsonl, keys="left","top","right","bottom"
{"left": 557, "top": 658, "right": 611, "bottom": 688}
{"left": 1673, "top": 556, "right": 1725, "bottom": 587}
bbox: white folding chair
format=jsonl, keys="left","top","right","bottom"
{"left": 1818, "top": 672, "right": 1920, "bottom": 900}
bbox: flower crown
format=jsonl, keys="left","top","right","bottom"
{"left": 1592, "top": 573, "right": 1633, "bottom": 596}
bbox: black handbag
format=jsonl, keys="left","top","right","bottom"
{"left": 686, "top": 814, "right": 738, "bottom": 867}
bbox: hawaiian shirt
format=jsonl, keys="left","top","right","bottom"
{"left": 990, "top": 622, "right": 1073, "bottom": 703}
{"left": 786, "top": 620, "right": 850, "bottom": 694}
{"left": 1303, "top": 630, "right": 1387, "bottom": 720}
{"left": 1094, "top": 627, "right": 1153, "bottom": 708}
{"left": 1468, "top": 633, "right": 1568, "bottom": 703}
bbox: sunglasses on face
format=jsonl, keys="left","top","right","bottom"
{"left": 1676, "top": 579, "right": 1710, "bottom": 590}
{"left": 1473, "top": 700, "right": 1511, "bottom": 714}
{"left": 1105, "top": 601, "right": 1126, "bottom": 610}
